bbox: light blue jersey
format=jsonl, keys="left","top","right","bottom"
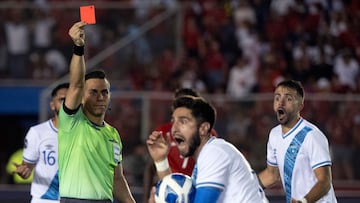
{"left": 192, "top": 137, "right": 268, "bottom": 203}
{"left": 267, "top": 118, "right": 337, "bottom": 202}
{"left": 23, "top": 119, "right": 59, "bottom": 203}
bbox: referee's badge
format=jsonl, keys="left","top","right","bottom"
{"left": 113, "top": 143, "right": 120, "bottom": 163}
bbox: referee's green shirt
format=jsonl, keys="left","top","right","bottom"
{"left": 58, "top": 106, "right": 122, "bottom": 201}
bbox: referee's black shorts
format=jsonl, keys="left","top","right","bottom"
{"left": 60, "top": 197, "right": 112, "bottom": 203}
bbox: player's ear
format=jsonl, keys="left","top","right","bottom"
{"left": 199, "top": 122, "right": 210, "bottom": 136}
{"left": 298, "top": 98, "right": 304, "bottom": 111}
{"left": 50, "top": 100, "right": 55, "bottom": 111}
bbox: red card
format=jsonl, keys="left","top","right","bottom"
{"left": 80, "top": 5, "right": 96, "bottom": 24}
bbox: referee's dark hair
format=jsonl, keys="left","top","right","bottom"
{"left": 85, "top": 69, "right": 106, "bottom": 81}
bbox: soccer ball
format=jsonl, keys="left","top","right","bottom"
{"left": 155, "top": 173, "right": 196, "bottom": 203}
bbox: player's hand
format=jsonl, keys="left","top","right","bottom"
{"left": 146, "top": 131, "right": 170, "bottom": 162}
{"left": 69, "top": 21, "right": 87, "bottom": 46}
{"left": 13, "top": 162, "right": 32, "bottom": 179}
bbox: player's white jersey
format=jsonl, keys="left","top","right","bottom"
{"left": 267, "top": 118, "right": 337, "bottom": 202}
{"left": 23, "top": 119, "right": 59, "bottom": 203}
{"left": 193, "top": 137, "right": 268, "bottom": 203}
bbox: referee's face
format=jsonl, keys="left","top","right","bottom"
{"left": 83, "top": 78, "right": 111, "bottom": 118}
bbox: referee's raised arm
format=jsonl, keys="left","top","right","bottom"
{"left": 65, "top": 21, "right": 87, "bottom": 111}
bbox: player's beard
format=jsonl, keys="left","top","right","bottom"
{"left": 54, "top": 108, "right": 60, "bottom": 116}
{"left": 183, "top": 130, "right": 201, "bottom": 157}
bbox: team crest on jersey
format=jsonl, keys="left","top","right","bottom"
{"left": 288, "top": 144, "right": 299, "bottom": 158}
{"left": 45, "top": 144, "right": 54, "bottom": 149}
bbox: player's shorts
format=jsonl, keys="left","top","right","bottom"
{"left": 60, "top": 197, "right": 111, "bottom": 203}
{"left": 31, "top": 197, "right": 60, "bottom": 203}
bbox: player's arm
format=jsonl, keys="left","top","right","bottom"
{"left": 65, "top": 21, "right": 86, "bottom": 110}
{"left": 194, "top": 186, "right": 221, "bottom": 203}
{"left": 142, "top": 161, "right": 157, "bottom": 203}
{"left": 113, "top": 163, "right": 136, "bottom": 203}
{"left": 13, "top": 161, "right": 35, "bottom": 179}
{"left": 292, "top": 165, "right": 332, "bottom": 203}
{"left": 258, "top": 165, "right": 281, "bottom": 189}
{"left": 14, "top": 130, "right": 36, "bottom": 179}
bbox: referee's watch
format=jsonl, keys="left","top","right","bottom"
{"left": 299, "top": 197, "right": 308, "bottom": 203}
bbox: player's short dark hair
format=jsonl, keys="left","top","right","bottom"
{"left": 276, "top": 80, "right": 304, "bottom": 98}
{"left": 85, "top": 69, "right": 107, "bottom": 81}
{"left": 51, "top": 82, "right": 69, "bottom": 97}
{"left": 172, "top": 96, "right": 216, "bottom": 133}
{"left": 174, "top": 88, "right": 199, "bottom": 98}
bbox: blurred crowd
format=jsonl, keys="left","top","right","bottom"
{"left": 1, "top": 0, "right": 360, "bottom": 185}
{"left": 168, "top": 0, "right": 360, "bottom": 95}
{"left": 0, "top": 0, "right": 359, "bottom": 94}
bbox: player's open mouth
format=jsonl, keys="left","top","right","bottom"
{"left": 174, "top": 136, "right": 185, "bottom": 145}
{"left": 277, "top": 109, "right": 285, "bottom": 115}
{"left": 277, "top": 108, "right": 286, "bottom": 121}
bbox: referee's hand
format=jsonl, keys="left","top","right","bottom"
{"left": 69, "top": 21, "right": 87, "bottom": 47}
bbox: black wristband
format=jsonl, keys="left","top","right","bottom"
{"left": 73, "top": 45, "right": 84, "bottom": 56}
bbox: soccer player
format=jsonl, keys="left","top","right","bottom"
{"left": 14, "top": 82, "right": 69, "bottom": 202}
{"left": 58, "top": 21, "right": 135, "bottom": 203}
{"left": 146, "top": 96, "right": 269, "bottom": 203}
{"left": 143, "top": 88, "right": 219, "bottom": 202}
{"left": 258, "top": 80, "right": 338, "bottom": 203}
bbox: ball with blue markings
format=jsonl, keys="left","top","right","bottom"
{"left": 155, "top": 173, "right": 195, "bottom": 203}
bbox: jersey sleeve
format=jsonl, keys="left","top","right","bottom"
{"left": 196, "top": 145, "right": 228, "bottom": 191}
{"left": 194, "top": 186, "right": 221, "bottom": 203}
{"left": 112, "top": 127, "right": 123, "bottom": 165}
{"left": 306, "top": 130, "right": 332, "bottom": 169}
{"left": 23, "top": 127, "right": 40, "bottom": 164}
{"left": 59, "top": 104, "right": 82, "bottom": 133}
{"left": 266, "top": 129, "right": 278, "bottom": 167}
